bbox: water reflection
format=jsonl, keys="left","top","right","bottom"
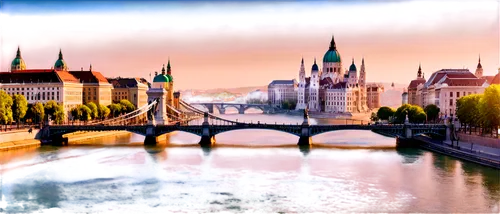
{"left": 298, "top": 145, "right": 311, "bottom": 156}
{"left": 7, "top": 180, "right": 64, "bottom": 212}
{"left": 200, "top": 145, "right": 212, "bottom": 156}
{"left": 395, "top": 148, "right": 424, "bottom": 164}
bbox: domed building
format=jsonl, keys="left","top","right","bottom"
{"left": 147, "top": 60, "right": 181, "bottom": 124}
{"left": 11, "top": 47, "right": 27, "bottom": 71}
{"left": 54, "top": 49, "right": 68, "bottom": 71}
{"left": 296, "top": 35, "right": 368, "bottom": 113}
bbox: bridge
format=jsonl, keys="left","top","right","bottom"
{"left": 188, "top": 102, "right": 279, "bottom": 114}
{"left": 37, "top": 99, "right": 450, "bottom": 146}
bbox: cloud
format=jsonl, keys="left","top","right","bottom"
{"left": 0, "top": 0, "right": 497, "bottom": 89}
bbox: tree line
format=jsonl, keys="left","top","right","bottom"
{"left": 69, "top": 99, "right": 136, "bottom": 123}
{"left": 372, "top": 103, "right": 440, "bottom": 124}
{"left": 0, "top": 89, "right": 138, "bottom": 126}
{"left": 0, "top": 90, "right": 65, "bottom": 127}
{"left": 456, "top": 84, "right": 500, "bottom": 137}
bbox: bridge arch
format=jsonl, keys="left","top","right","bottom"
{"left": 243, "top": 106, "right": 265, "bottom": 113}
{"left": 212, "top": 126, "right": 301, "bottom": 137}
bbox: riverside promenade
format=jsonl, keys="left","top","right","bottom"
{"left": 414, "top": 135, "right": 500, "bottom": 169}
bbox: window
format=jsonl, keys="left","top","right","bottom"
{"left": 456, "top": 92, "right": 460, "bottom": 98}
{"left": 450, "top": 92, "right": 453, "bottom": 97}
{"left": 449, "top": 99, "right": 453, "bottom": 106}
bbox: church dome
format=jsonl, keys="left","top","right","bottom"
{"left": 323, "top": 35, "right": 341, "bottom": 63}
{"left": 54, "top": 49, "right": 68, "bottom": 71}
{"left": 311, "top": 58, "right": 319, "bottom": 71}
{"left": 349, "top": 59, "right": 357, "bottom": 71}
{"left": 11, "top": 47, "right": 26, "bottom": 70}
{"left": 153, "top": 74, "right": 170, "bottom": 82}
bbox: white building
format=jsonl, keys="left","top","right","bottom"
{"left": 296, "top": 35, "right": 369, "bottom": 113}
{"left": 415, "top": 69, "right": 488, "bottom": 119}
{"left": 267, "top": 80, "right": 298, "bottom": 107}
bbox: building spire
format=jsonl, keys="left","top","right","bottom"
{"left": 314, "top": 57, "right": 317, "bottom": 64}
{"left": 417, "top": 63, "right": 422, "bottom": 78}
{"left": 167, "top": 57, "right": 172, "bottom": 75}
{"left": 477, "top": 54, "right": 482, "bottom": 69}
{"left": 58, "top": 49, "right": 63, "bottom": 60}
{"left": 89, "top": 63, "right": 93, "bottom": 71}
{"left": 16, "top": 46, "right": 21, "bottom": 58}
{"left": 329, "top": 35, "right": 336, "bottom": 51}
{"left": 161, "top": 64, "right": 166, "bottom": 75}
{"left": 301, "top": 56, "right": 304, "bottom": 64}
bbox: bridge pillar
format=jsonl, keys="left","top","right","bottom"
{"left": 199, "top": 112, "right": 215, "bottom": 146}
{"left": 207, "top": 104, "right": 214, "bottom": 114}
{"left": 298, "top": 109, "right": 312, "bottom": 146}
{"left": 146, "top": 87, "right": 168, "bottom": 125}
{"left": 238, "top": 105, "right": 245, "bottom": 114}
{"left": 144, "top": 125, "right": 159, "bottom": 145}
{"left": 404, "top": 125, "right": 412, "bottom": 138}
{"left": 446, "top": 124, "right": 452, "bottom": 142}
{"left": 218, "top": 107, "right": 226, "bottom": 115}
{"left": 36, "top": 126, "right": 68, "bottom": 146}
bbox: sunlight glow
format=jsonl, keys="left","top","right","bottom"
{"left": 4, "top": 1, "right": 497, "bottom": 36}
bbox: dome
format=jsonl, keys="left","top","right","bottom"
{"left": 11, "top": 47, "right": 26, "bottom": 70}
{"left": 311, "top": 58, "right": 319, "bottom": 71}
{"left": 166, "top": 74, "right": 173, "bottom": 81}
{"left": 349, "top": 59, "right": 357, "bottom": 71}
{"left": 323, "top": 35, "right": 341, "bottom": 63}
{"left": 54, "top": 49, "right": 68, "bottom": 71}
{"left": 153, "top": 74, "right": 170, "bottom": 82}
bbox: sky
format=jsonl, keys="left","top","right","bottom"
{"left": 0, "top": 0, "right": 498, "bottom": 90}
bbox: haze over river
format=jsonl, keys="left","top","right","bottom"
{"left": 1, "top": 111, "right": 499, "bottom": 213}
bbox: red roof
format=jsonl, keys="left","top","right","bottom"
{"left": 69, "top": 71, "right": 109, "bottom": 84}
{"left": 441, "top": 78, "right": 485, "bottom": 86}
{"left": 0, "top": 70, "right": 77, "bottom": 83}
{"left": 408, "top": 79, "right": 426, "bottom": 89}
{"left": 319, "top": 77, "right": 334, "bottom": 87}
{"left": 11, "top": 69, "right": 54, "bottom": 73}
{"left": 491, "top": 73, "right": 500, "bottom": 84}
{"left": 426, "top": 69, "right": 476, "bottom": 86}
{"left": 56, "top": 71, "right": 80, "bottom": 83}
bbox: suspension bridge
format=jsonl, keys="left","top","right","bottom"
{"left": 37, "top": 99, "right": 450, "bottom": 146}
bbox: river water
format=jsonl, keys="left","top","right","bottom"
{"left": 0, "top": 111, "right": 499, "bottom": 213}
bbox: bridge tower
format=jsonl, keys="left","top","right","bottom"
{"left": 298, "top": 108, "right": 312, "bottom": 146}
{"left": 199, "top": 112, "right": 216, "bottom": 146}
{"left": 147, "top": 70, "right": 171, "bottom": 125}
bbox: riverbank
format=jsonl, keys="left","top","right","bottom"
{"left": 414, "top": 136, "right": 500, "bottom": 169}
{"left": 0, "top": 130, "right": 131, "bottom": 151}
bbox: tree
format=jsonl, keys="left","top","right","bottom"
{"left": 394, "top": 104, "right": 427, "bottom": 124}
{"left": 44, "top": 100, "right": 59, "bottom": 121}
{"left": 424, "top": 104, "right": 440, "bottom": 122}
{"left": 86, "top": 102, "right": 99, "bottom": 120}
{"left": 54, "top": 105, "right": 65, "bottom": 124}
{"left": 70, "top": 106, "right": 82, "bottom": 122}
{"left": 11, "top": 94, "right": 28, "bottom": 127}
{"left": 25, "top": 102, "right": 45, "bottom": 123}
{"left": 456, "top": 94, "right": 482, "bottom": 134}
{"left": 0, "top": 90, "right": 13, "bottom": 125}
{"left": 377, "top": 106, "right": 395, "bottom": 121}
{"left": 79, "top": 105, "right": 92, "bottom": 123}
{"left": 281, "top": 100, "right": 290, "bottom": 110}
{"left": 479, "top": 85, "right": 500, "bottom": 136}
{"left": 108, "top": 103, "right": 122, "bottom": 117}
{"left": 288, "top": 100, "right": 297, "bottom": 110}
{"left": 98, "top": 104, "right": 110, "bottom": 120}
{"left": 119, "top": 99, "right": 136, "bottom": 113}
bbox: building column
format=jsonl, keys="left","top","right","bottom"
{"left": 199, "top": 112, "right": 215, "bottom": 146}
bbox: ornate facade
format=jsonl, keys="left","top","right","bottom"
{"left": 296, "top": 36, "right": 369, "bottom": 113}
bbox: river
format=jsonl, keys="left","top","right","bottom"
{"left": 0, "top": 111, "right": 499, "bottom": 213}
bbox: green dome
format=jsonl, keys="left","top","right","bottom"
{"left": 323, "top": 50, "right": 341, "bottom": 63}
{"left": 153, "top": 74, "right": 170, "bottom": 82}
{"left": 323, "top": 35, "right": 341, "bottom": 63}
{"left": 11, "top": 58, "right": 26, "bottom": 70}
{"left": 54, "top": 59, "right": 67, "bottom": 70}
{"left": 166, "top": 74, "right": 173, "bottom": 81}
{"left": 11, "top": 47, "right": 26, "bottom": 70}
{"left": 54, "top": 49, "right": 68, "bottom": 70}
{"left": 349, "top": 59, "right": 357, "bottom": 71}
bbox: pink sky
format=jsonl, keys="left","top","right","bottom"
{"left": 0, "top": 0, "right": 498, "bottom": 90}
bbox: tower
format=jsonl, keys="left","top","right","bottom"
{"left": 147, "top": 65, "right": 171, "bottom": 125}
{"left": 309, "top": 58, "right": 320, "bottom": 111}
{"left": 296, "top": 57, "right": 307, "bottom": 110}
{"left": 359, "top": 57, "right": 366, "bottom": 88}
{"left": 166, "top": 58, "right": 174, "bottom": 107}
{"left": 11, "top": 46, "right": 27, "bottom": 71}
{"left": 322, "top": 35, "right": 343, "bottom": 83}
{"left": 475, "top": 55, "right": 483, "bottom": 78}
{"left": 54, "top": 49, "right": 68, "bottom": 71}
{"left": 417, "top": 63, "right": 423, "bottom": 79}
{"left": 348, "top": 58, "right": 358, "bottom": 86}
